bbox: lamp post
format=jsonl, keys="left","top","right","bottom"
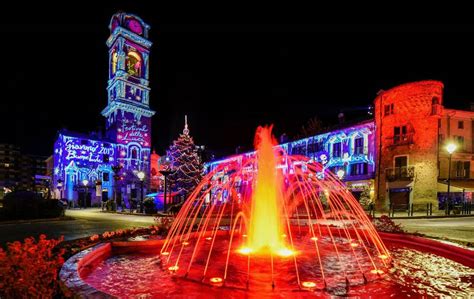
{"left": 112, "top": 164, "right": 123, "bottom": 212}
{"left": 57, "top": 179, "right": 63, "bottom": 200}
{"left": 159, "top": 170, "right": 175, "bottom": 214}
{"left": 446, "top": 143, "right": 457, "bottom": 215}
{"left": 82, "top": 179, "right": 89, "bottom": 209}
{"left": 137, "top": 171, "right": 145, "bottom": 213}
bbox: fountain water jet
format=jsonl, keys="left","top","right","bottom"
{"left": 160, "top": 125, "right": 391, "bottom": 291}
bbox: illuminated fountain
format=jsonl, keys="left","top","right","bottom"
{"left": 160, "top": 125, "right": 390, "bottom": 291}
{"left": 70, "top": 126, "right": 474, "bottom": 297}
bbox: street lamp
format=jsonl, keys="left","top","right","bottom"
{"left": 82, "top": 179, "right": 89, "bottom": 209}
{"left": 112, "top": 164, "right": 123, "bottom": 212}
{"left": 446, "top": 143, "right": 457, "bottom": 214}
{"left": 159, "top": 170, "right": 175, "bottom": 214}
{"left": 57, "top": 179, "right": 63, "bottom": 199}
{"left": 137, "top": 171, "right": 145, "bottom": 213}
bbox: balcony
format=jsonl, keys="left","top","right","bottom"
{"left": 385, "top": 166, "right": 415, "bottom": 182}
{"left": 387, "top": 133, "right": 414, "bottom": 146}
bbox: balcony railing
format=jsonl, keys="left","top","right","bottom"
{"left": 385, "top": 166, "right": 415, "bottom": 181}
{"left": 387, "top": 133, "right": 414, "bottom": 146}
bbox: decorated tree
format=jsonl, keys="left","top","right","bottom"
{"left": 167, "top": 116, "right": 204, "bottom": 201}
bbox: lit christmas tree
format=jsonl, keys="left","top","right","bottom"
{"left": 167, "top": 116, "right": 204, "bottom": 201}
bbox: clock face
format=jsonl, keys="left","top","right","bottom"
{"left": 128, "top": 19, "right": 143, "bottom": 35}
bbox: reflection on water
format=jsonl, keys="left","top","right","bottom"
{"left": 82, "top": 244, "right": 474, "bottom": 298}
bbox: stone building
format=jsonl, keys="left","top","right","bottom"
{"left": 438, "top": 108, "right": 474, "bottom": 204}
{"left": 374, "top": 81, "right": 444, "bottom": 210}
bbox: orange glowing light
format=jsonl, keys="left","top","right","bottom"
{"left": 310, "top": 237, "right": 318, "bottom": 241}
{"left": 168, "top": 265, "right": 179, "bottom": 271}
{"left": 276, "top": 248, "right": 295, "bottom": 257}
{"left": 161, "top": 251, "right": 169, "bottom": 256}
{"left": 205, "top": 237, "right": 212, "bottom": 241}
{"left": 370, "top": 269, "right": 384, "bottom": 275}
{"left": 378, "top": 254, "right": 388, "bottom": 260}
{"left": 210, "top": 277, "right": 223, "bottom": 284}
{"left": 302, "top": 281, "right": 317, "bottom": 289}
{"left": 182, "top": 241, "right": 190, "bottom": 246}
{"left": 242, "top": 234, "right": 247, "bottom": 238}
{"left": 281, "top": 234, "right": 287, "bottom": 238}
{"left": 350, "top": 242, "right": 359, "bottom": 247}
{"left": 247, "top": 126, "right": 287, "bottom": 254}
{"left": 237, "top": 247, "right": 253, "bottom": 255}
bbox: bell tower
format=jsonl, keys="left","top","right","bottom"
{"left": 102, "top": 12, "right": 155, "bottom": 175}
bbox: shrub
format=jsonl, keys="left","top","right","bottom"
{"left": 0, "top": 234, "right": 67, "bottom": 299}
{"left": 143, "top": 197, "right": 157, "bottom": 214}
{"left": 1, "top": 191, "right": 64, "bottom": 220}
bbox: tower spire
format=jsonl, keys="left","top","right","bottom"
{"left": 183, "top": 115, "right": 189, "bottom": 135}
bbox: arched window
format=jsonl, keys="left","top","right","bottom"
{"left": 131, "top": 148, "right": 138, "bottom": 159}
{"left": 126, "top": 51, "right": 142, "bottom": 77}
{"left": 111, "top": 51, "right": 118, "bottom": 75}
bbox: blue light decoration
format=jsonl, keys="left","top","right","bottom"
{"left": 52, "top": 12, "right": 155, "bottom": 205}
{"left": 205, "top": 120, "right": 376, "bottom": 199}
{"left": 53, "top": 132, "right": 115, "bottom": 201}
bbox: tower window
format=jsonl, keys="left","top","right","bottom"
{"left": 111, "top": 51, "right": 118, "bottom": 75}
{"left": 458, "top": 121, "right": 464, "bottom": 129}
{"left": 126, "top": 51, "right": 142, "bottom": 77}
{"left": 103, "top": 154, "right": 109, "bottom": 163}
{"left": 103, "top": 172, "right": 110, "bottom": 182}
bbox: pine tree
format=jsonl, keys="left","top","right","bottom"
{"left": 167, "top": 116, "right": 204, "bottom": 200}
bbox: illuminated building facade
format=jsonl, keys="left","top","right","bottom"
{"left": 52, "top": 12, "right": 154, "bottom": 205}
{"left": 206, "top": 121, "right": 376, "bottom": 202}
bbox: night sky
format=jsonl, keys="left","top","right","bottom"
{"left": 2, "top": 4, "right": 474, "bottom": 159}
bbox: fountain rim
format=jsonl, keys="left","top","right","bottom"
{"left": 59, "top": 233, "right": 474, "bottom": 298}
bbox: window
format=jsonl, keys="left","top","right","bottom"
{"left": 455, "top": 161, "right": 470, "bottom": 178}
{"left": 393, "top": 126, "right": 408, "bottom": 144}
{"left": 131, "top": 148, "right": 138, "bottom": 159}
{"left": 332, "top": 142, "right": 342, "bottom": 158}
{"left": 103, "top": 172, "right": 110, "bottom": 182}
{"left": 454, "top": 135, "right": 465, "bottom": 151}
{"left": 111, "top": 51, "right": 118, "bottom": 75}
{"left": 458, "top": 121, "right": 464, "bottom": 129}
{"left": 384, "top": 103, "right": 394, "bottom": 116}
{"left": 432, "top": 96, "right": 440, "bottom": 105}
{"left": 103, "top": 154, "right": 109, "bottom": 163}
{"left": 350, "top": 163, "right": 368, "bottom": 176}
{"left": 126, "top": 51, "right": 142, "bottom": 77}
{"left": 394, "top": 156, "right": 408, "bottom": 168}
{"left": 354, "top": 137, "right": 364, "bottom": 155}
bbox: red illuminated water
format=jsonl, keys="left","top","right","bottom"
{"left": 82, "top": 240, "right": 474, "bottom": 298}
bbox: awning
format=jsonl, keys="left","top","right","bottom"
{"left": 437, "top": 180, "right": 474, "bottom": 192}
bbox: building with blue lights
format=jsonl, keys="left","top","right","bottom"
{"left": 206, "top": 120, "right": 376, "bottom": 202}
{"left": 52, "top": 12, "right": 154, "bottom": 206}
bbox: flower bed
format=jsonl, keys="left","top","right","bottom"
{"left": 0, "top": 216, "right": 173, "bottom": 298}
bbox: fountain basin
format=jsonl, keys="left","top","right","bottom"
{"left": 60, "top": 233, "right": 474, "bottom": 298}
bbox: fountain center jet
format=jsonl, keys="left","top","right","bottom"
{"left": 246, "top": 126, "right": 289, "bottom": 256}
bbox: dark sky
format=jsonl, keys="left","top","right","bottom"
{"left": 2, "top": 3, "right": 474, "bottom": 158}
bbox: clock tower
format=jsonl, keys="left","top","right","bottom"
{"left": 102, "top": 12, "right": 155, "bottom": 175}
